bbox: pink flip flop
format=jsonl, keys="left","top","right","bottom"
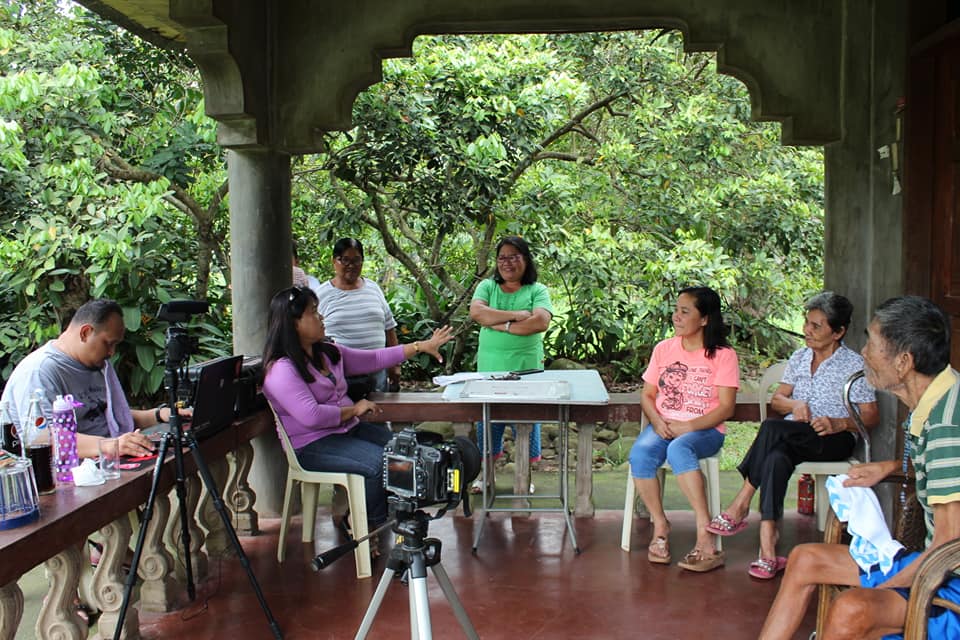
{"left": 705, "top": 512, "right": 748, "bottom": 536}
{"left": 748, "top": 556, "right": 788, "bottom": 580}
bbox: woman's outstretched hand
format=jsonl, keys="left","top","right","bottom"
{"left": 418, "top": 325, "right": 454, "bottom": 362}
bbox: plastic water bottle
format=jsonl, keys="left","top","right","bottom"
{"left": 51, "top": 394, "right": 80, "bottom": 484}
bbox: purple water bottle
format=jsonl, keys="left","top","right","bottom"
{"left": 51, "top": 394, "right": 80, "bottom": 484}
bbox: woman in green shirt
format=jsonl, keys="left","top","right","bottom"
{"left": 469, "top": 236, "right": 553, "bottom": 490}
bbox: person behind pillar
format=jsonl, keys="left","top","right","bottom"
{"left": 315, "top": 237, "right": 400, "bottom": 396}
{"left": 291, "top": 239, "right": 322, "bottom": 297}
{"left": 0, "top": 298, "right": 165, "bottom": 458}
{"left": 759, "top": 296, "right": 960, "bottom": 639}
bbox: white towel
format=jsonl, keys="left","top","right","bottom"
{"left": 103, "top": 360, "right": 135, "bottom": 437}
{"left": 826, "top": 474, "right": 904, "bottom": 575}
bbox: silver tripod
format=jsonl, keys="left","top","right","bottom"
{"left": 355, "top": 509, "right": 478, "bottom": 640}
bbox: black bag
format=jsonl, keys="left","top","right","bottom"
{"left": 346, "top": 374, "right": 376, "bottom": 403}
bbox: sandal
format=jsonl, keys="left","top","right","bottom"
{"left": 88, "top": 540, "right": 131, "bottom": 573}
{"left": 76, "top": 601, "right": 101, "bottom": 627}
{"left": 748, "top": 555, "right": 787, "bottom": 580}
{"left": 677, "top": 547, "right": 725, "bottom": 572}
{"left": 647, "top": 536, "right": 671, "bottom": 564}
{"left": 705, "top": 512, "right": 748, "bottom": 537}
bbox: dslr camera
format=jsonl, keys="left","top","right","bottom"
{"left": 383, "top": 427, "right": 479, "bottom": 511}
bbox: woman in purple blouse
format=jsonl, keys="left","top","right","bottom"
{"left": 262, "top": 286, "right": 452, "bottom": 529}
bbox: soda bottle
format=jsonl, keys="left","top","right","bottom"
{"left": 0, "top": 399, "right": 19, "bottom": 454}
{"left": 51, "top": 394, "right": 80, "bottom": 484}
{"left": 23, "top": 390, "right": 55, "bottom": 494}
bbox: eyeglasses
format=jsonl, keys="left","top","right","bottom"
{"left": 496, "top": 255, "right": 523, "bottom": 265}
{"left": 335, "top": 256, "right": 364, "bottom": 267}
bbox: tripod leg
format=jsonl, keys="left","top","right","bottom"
{"left": 430, "top": 562, "right": 479, "bottom": 640}
{"left": 172, "top": 434, "right": 196, "bottom": 600}
{"left": 113, "top": 434, "right": 172, "bottom": 640}
{"left": 407, "top": 552, "right": 432, "bottom": 640}
{"left": 409, "top": 579, "right": 418, "bottom": 640}
{"left": 186, "top": 437, "right": 283, "bottom": 639}
{"left": 354, "top": 567, "right": 397, "bottom": 640}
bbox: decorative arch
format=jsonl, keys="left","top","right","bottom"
{"left": 151, "top": 0, "right": 844, "bottom": 152}
{"left": 265, "top": 1, "right": 842, "bottom": 153}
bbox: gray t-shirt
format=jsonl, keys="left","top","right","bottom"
{"left": 0, "top": 342, "right": 112, "bottom": 437}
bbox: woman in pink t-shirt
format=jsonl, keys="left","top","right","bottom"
{"left": 628, "top": 286, "right": 740, "bottom": 572}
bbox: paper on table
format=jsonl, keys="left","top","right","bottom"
{"left": 431, "top": 372, "right": 488, "bottom": 387}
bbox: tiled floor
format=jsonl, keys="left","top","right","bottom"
{"left": 134, "top": 508, "right": 820, "bottom": 639}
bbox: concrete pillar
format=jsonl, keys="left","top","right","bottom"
{"left": 228, "top": 148, "right": 292, "bottom": 516}
{"left": 824, "top": 0, "right": 907, "bottom": 518}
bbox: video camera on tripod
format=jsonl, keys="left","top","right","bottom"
{"left": 311, "top": 427, "right": 480, "bottom": 573}
{"left": 113, "top": 298, "right": 283, "bottom": 640}
{"left": 315, "top": 427, "right": 482, "bottom": 640}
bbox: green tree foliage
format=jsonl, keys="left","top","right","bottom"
{"left": 295, "top": 32, "right": 819, "bottom": 376}
{"left": 1, "top": 6, "right": 819, "bottom": 392}
{"left": 0, "top": 1, "right": 231, "bottom": 396}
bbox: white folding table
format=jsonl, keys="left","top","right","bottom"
{"left": 442, "top": 369, "right": 609, "bottom": 553}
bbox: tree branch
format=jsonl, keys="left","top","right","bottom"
{"left": 98, "top": 148, "right": 228, "bottom": 299}
{"left": 534, "top": 151, "right": 596, "bottom": 165}
{"left": 504, "top": 90, "right": 630, "bottom": 190}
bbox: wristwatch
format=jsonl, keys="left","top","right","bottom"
{"left": 505, "top": 321, "right": 511, "bottom": 333}
{"left": 155, "top": 405, "right": 168, "bottom": 424}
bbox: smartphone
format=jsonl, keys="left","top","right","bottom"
{"left": 509, "top": 368, "right": 544, "bottom": 376}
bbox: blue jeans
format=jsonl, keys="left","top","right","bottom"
{"left": 629, "top": 424, "right": 724, "bottom": 478}
{"left": 476, "top": 422, "right": 542, "bottom": 461}
{"left": 295, "top": 422, "right": 392, "bottom": 527}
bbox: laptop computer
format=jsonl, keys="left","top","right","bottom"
{"left": 142, "top": 354, "right": 242, "bottom": 441}
{"left": 186, "top": 354, "right": 242, "bottom": 439}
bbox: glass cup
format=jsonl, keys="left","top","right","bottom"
{"left": 98, "top": 438, "right": 121, "bottom": 480}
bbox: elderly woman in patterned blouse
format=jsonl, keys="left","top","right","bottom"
{"left": 704, "top": 292, "right": 880, "bottom": 579}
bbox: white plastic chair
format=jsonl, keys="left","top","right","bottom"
{"left": 760, "top": 361, "right": 870, "bottom": 531}
{"left": 620, "top": 408, "right": 722, "bottom": 552}
{"left": 270, "top": 404, "right": 372, "bottom": 578}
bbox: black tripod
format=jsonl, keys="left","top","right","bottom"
{"left": 354, "top": 505, "right": 478, "bottom": 640}
{"left": 113, "top": 361, "right": 282, "bottom": 640}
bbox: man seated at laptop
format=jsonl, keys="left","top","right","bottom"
{"left": 1, "top": 298, "right": 180, "bottom": 458}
